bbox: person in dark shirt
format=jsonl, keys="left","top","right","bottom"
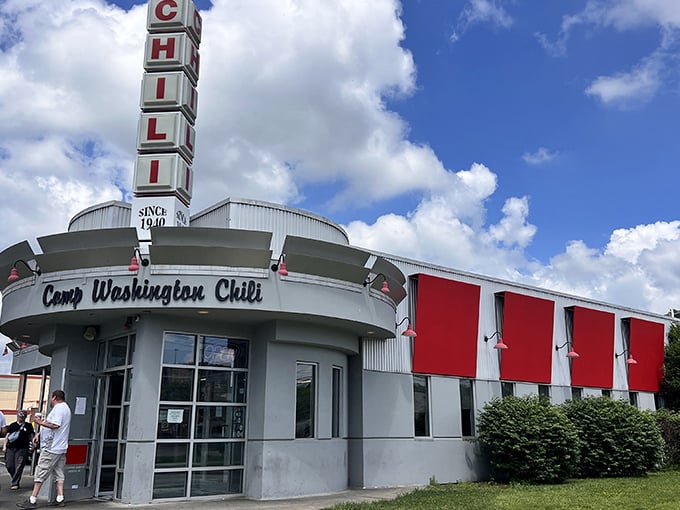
{"left": 3, "top": 410, "right": 35, "bottom": 490}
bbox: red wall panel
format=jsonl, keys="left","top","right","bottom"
{"left": 66, "top": 444, "right": 88, "bottom": 465}
{"left": 628, "top": 318, "right": 665, "bottom": 392}
{"left": 570, "top": 306, "right": 615, "bottom": 388}
{"left": 500, "top": 292, "right": 554, "bottom": 383}
{"left": 412, "top": 274, "right": 480, "bottom": 377}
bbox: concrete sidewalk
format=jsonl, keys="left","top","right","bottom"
{"left": 1, "top": 470, "right": 416, "bottom": 509}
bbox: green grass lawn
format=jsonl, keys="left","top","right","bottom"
{"left": 327, "top": 470, "right": 680, "bottom": 510}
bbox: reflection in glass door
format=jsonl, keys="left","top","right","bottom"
{"left": 95, "top": 335, "right": 133, "bottom": 499}
{"left": 153, "top": 333, "right": 248, "bottom": 499}
{"left": 99, "top": 371, "right": 123, "bottom": 495}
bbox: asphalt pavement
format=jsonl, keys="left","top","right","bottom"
{"left": 1, "top": 468, "right": 416, "bottom": 509}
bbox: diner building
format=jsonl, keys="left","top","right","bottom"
{"left": 0, "top": 197, "right": 669, "bottom": 504}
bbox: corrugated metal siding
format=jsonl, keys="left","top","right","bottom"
{"left": 68, "top": 201, "right": 131, "bottom": 232}
{"left": 362, "top": 279, "right": 415, "bottom": 373}
{"left": 189, "top": 203, "right": 229, "bottom": 228}
{"left": 362, "top": 337, "right": 412, "bottom": 373}
{"left": 191, "top": 198, "right": 349, "bottom": 255}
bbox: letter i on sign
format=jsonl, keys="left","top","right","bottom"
{"left": 150, "top": 160, "right": 160, "bottom": 183}
{"left": 156, "top": 77, "right": 166, "bottom": 99}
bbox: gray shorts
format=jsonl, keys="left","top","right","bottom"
{"left": 34, "top": 450, "right": 66, "bottom": 483}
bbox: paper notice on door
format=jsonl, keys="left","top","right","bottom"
{"left": 167, "top": 409, "right": 184, "bottom": 424}
{"left": 75, "top": 397, "right": 87, "bottom": 415}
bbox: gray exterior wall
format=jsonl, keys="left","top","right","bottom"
{"left": 246, "top": 337, "right": 351, "bottom": 499}
{"left": 348, "top": 370, "right": 485, "bottom": 489}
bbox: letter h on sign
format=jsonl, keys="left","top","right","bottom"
{"left": 144, "top": 33, "right": 200, "bottom": 85}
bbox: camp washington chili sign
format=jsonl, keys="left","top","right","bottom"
{"left": 42, "top": 278, "right": 264, "bottom": 310}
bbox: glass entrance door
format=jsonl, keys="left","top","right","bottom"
{"left": 95, "top": 335, "right": 134, "bottom": 499}
{"left": 153, "top": 333, "right": 249, "bottom": 499}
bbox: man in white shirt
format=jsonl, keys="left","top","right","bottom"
{"left": 18, "top": 390, "right": 72, "bottom": 508}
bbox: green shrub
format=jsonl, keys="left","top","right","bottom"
{"left": 561, "top": 397, "right": 663, "bottom": 477}
{"left": 477, "top": 396, "right": 580, "bottom": 484}
{"left": 655, "top": 408, "right": 680, "bottom": 467}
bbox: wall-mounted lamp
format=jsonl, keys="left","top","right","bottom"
{"left": 396, "top": 316, "right": 417, "bottom": 337}
{"left": 615, "top": 349, "right": 638, "bottom": 365}
{"left": 363, "top": 273, "right": 390, "bottom": 294}
{"left": 555, "top": 341, "right": 580, "bottom": 359}
{"left": 7, "top": 259, "right": 42, "bottom": 283}
{"left": 83, "top": 326, "right": 98, "bottom": 342}
{"left": 484, "top": 331, "right": 508, "bottom": 350}
{"left": 128, "top": 248, "right": 150, "bottom": 272}
{"left": 271, "top": 254, "right": 288, "bottom": 276}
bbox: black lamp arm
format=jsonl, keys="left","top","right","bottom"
{"left": 484, "top": 331, "right": 502, "bottom": 342}
{"left": 363, "top": 272, "right": 386, "bottom": 287}
{"left": 13, "top": 259, "right": 41, "bottom": 276}
{"left": 396, "top": 316, "right": 412, "bottom": 328}
{"left": 133, "top": 248, "right": 150, "bottom": 266}
{"left": 271, "top": 253, "right": 285, "bottom": 272}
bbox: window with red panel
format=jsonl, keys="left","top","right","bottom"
{"left": 499, "top": 292, "right": 554, "bottom": 384}
{"left": 412, "top": 274, "right": 481, "bottom": 377}
{"left": 570, "top": 306, "right": 615, "bottom": 388}
{"left": 627, "top": 317, "right": 665, "bottom": 392}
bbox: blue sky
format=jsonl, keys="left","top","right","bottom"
{"left": 2, "top": 0, "right": 680, "bottom": 371}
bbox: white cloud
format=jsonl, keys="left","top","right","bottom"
{"left": 451, "top": 0, "right": 513, "bottom": 42}
{"left": 538, "top": 1, "right": 680, "bottom": 106}
{"left": 345, "top": 163, "right": 539, "bottom": 279}
{"left": 522, "top": 147, "right": 558, "bottom": 165}
{"left": 525, "top": 222, "right": 680, "bottom": 312}
{"left": 604, "top": 221, "right": 680, "bottom": 264}
{"left": 585, "top": 53, "right": 664, "bottom": 106}
{"left": 487, "top": 197, "right": 536, "bottom": 248}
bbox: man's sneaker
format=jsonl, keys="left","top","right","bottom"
{"left": 16, "top": 500, "right": 37, "bottom": 508}
{"left": 10, "top": 485, "right": 20, "bottom": 490}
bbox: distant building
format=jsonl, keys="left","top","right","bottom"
{"left": 0, "top": 372, "right": 51, "bottom": 421}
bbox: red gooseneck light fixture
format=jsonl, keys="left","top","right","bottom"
{"left": 271, "top": 254, "right": 288, "bottom": 276}
{"left": 484, "top": 331, "right": 507, "bottom": 350}
{"left": 615, "top": 349, "right": 638, "bottom": 365}
{"left": 555, "top": 341, "right": 580, "bottom": 359}
{"left": 128, "top": 248, "right": 150, "bottom": 272}
{"left": 396, "top": 316, "right": 417, "bottom": 337}
{"left": 363, "top": 273, "right": 390, "bottom": 294}
{"left": 7, "top": 260, "right": 42, "bottom": 283}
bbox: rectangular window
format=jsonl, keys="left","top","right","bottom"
{"left": 413, "top": 375, "right": 430, "bottom": 437}
{"left": 571, "top": 387, "right": 583, "bottom": 400}
{"left": 602, "top": 389, "right": 612, "bottom": 398}
{"left": 538, "top": 385, "right": 551, "bottom": 401}
{"left": 501, "top": 381, "right": 514, "bottom": 398}
{"left": 459, "top": 379, "right": 475, "bottom": 437}
{"left": 332, "top": 366, "right": 342, "bottom": 438}
{"left": 629, "top": 391, "right": 638, "bottom": 408}
{"left": 162, "top": 333, "right": 196, "bottom": 365}
{"left": 295, "top": 363, "right": 316, "bottom": 439}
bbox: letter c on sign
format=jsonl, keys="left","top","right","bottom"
{"left": 155, "top": 0, "right": 178, "bottom": 21}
